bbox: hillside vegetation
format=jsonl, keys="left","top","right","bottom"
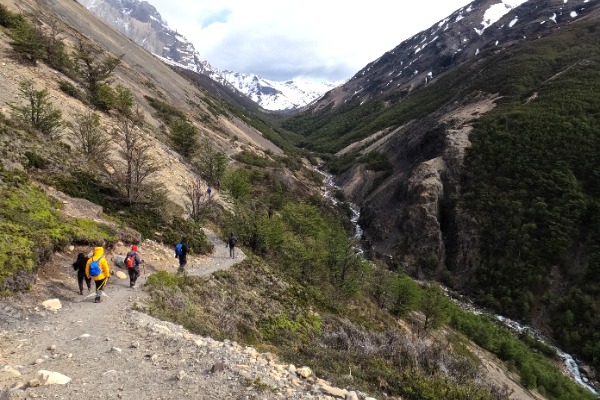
{"left": 282, "top": 10, "right": 600, "bottom": 378}
{"left": 0, "top": 2, "right": 597, "bottom": 400}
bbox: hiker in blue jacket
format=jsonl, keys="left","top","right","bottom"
{"left": 175, "top": 237, "right": 188, "bottom": 274}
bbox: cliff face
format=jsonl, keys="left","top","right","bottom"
{"left": 338, "top": 94, "right": 496, "bottom": 280}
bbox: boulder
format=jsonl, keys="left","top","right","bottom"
{"left": 41, "top": 299, "right": 62, "bottom": 312}
{"left": 112, "top": 255, "right": 126, "bottom": 269}
{"left": 115, "top": 271, "right": 127, "bottom": 280}
{"left": 36, "top": 370, "right": 71, "bottom": 385}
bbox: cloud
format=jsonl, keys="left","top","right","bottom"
{"left": 149, "top": 0, "right": 474, "bottom": 82}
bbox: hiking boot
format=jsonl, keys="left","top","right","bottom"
{"left": 94, "top": 296, "right": 101, "bottom": 303}
{"left": 79, "top": 290, "right": 83, "bottom": 295}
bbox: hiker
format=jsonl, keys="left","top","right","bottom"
{"left": 175, "top": 238, "right": 188, "bottom": 274}
{"left": 85, "top": 246, "right": 110, "bottom": 303}
{"left": 227, "top": 232, "right": 237, "bottom": 259}
{"left": 72, "top": 252, "right": 91, "bottom": 295}
{"left": 125, "top": 245, "right": 144, "bottom": 288}
{"left": 207, "top": 185, "right": 212, "bottom": 199}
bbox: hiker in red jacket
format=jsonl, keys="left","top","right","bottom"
{"left": 125, "top": 245, "right": 144, "bottom": 288}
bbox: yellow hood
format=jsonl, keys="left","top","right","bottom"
{"left": 92, "top": 246, "right": 104, "bottom": 259}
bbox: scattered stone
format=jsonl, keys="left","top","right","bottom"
{"left": 115, "top": 271, "right": 127, "bottom": 280}
{"left": 48, "top": 345, "right": 57, "bottom": 351}
{"left": 28, "top": 379, "right": 41, "bottom": 388}
{"left": 67, "top": 353, "right": 73, "bottom": 359}
{"left": 112, "top": 255, "right": 126, "bottom": 269}
{"left": 37, "top": 370, "right": 71, "bottom": 385}
{"left": 111, "top": 347, "right": 122, "bottom": 353}
{"left": 176, "top": 370, "right": 187, "bottom": 380}
{"left": 41, "top": 299, "right": 62, "bottom": 312}
{"left": 346, "top": 391, "right": 359, "bottom": 400}
{"left": 76, "top": 334, "right": 91, "bottom": 340}
{"left": 68, "top": 245, "right": 74, "bottom": 252}
{"left": 211, "top": 362, "right": 226, "bottom": 374}
{"left": 150, "top": 354, "right": 158, "bottom": 362}
{"left": 33, "top": 359, "right": 44, "bottom": 365}
{"left": 317, "top": 383, "right": 347, "bottom": 398}
{"left": 296, "top": 366, "right": 312, "bottom": 379}
{"left": 130, "top": 341, "right": 140, "bottom": 349}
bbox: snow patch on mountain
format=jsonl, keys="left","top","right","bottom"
{"left": 79, "top": 0, "right": 336, "bottom": 111}
{"left": 475, "top": 0, "right": 530, "bottom": 35}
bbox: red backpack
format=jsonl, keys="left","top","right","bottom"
{"left": 125, "top": 254, "right": 135, "bottom": 268}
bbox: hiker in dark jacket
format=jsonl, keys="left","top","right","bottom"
{"left": 126, "top": 245, "right": 144, "bottom": 288}
{"left": 175, "top": 237, "right": 188, "bottom": 274}
{"left": 72, "top": 252, "right": 91, "bottom": 295}
{"left": 227, "top": 233, "right": 237, "bottom": 259}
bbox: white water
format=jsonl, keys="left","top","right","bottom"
{"left": 318, "top": 167, "right": 599, "bottom": 397}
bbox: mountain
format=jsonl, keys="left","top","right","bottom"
{"left": 77, "top": 0, "right": 336, "bottom": 110}
{"left": 312, "top": 0, "right": 595, "bottom": 111}
{"left": 282, "top": 0, "right": 600, "bottom": 380}
{"left": 1, "top": 0, "right": 599, "bottom": 398}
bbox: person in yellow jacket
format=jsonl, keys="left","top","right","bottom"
{"left": 85, "top": 246, "right": 110, "bottom": 303}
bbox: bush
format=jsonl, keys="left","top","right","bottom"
{"left": 24, "top": 151, "right": 48, "bottom": 170}
{"left": 233, "top": 150, "right": 272, "bottom": 167}
{"left": 0, "top": 4, "right": 21, "bottom": 28}
{"left": 90, "top": 83, "right": 116, "bottom": 112}
{"left": 10, "top": 80, "right": 62, "bottom": 136}
{"left": 58, "top": 80, "right": 83, "bottom": 100}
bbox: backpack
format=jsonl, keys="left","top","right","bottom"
{"left": 229, "top": 236, "right": 237, "bottom": 247}
{"left": 125, "top": 254, "right": 135, "bottom": 269}
{"left": 175, "top": 243, "right": 183, "bottom": 257}
{"left": 89, "top": 257, "right": 103, "bottom": 277}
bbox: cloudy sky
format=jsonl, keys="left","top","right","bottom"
{"left": 149, "top": 0, "right": 474, "bottom": 82}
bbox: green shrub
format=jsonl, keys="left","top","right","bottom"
{"left": 10, "top": 80, "right": 62, "bottom": 136}
{"left": 0, "top": 4, "right": 21, "bottom": 28}
{"left": 233, "top": 150, "right": 272, "bottom": 167}
{"left": 58, "top": 80, "right": 83, "bottom": 100}
{"left": 144, "top": 95, "right": 186, "bottom": 123}
{"left": 24, "top": 151, "right": 48, "bottom": 170}
{"left": 90, "top": 83, "right": 116, "bottom": 112}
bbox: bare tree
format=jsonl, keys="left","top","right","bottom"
{"left": 68, "top": 111, "right": 109, "bottom": 159}
{"left": 185, "top": 178, "right": 210, "bottom": 222}
{"left": 106, "top": 90, "right": 159, "bottom": 205}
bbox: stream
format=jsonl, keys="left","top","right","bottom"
{"left": 318, "top": 168, "right": 599, "bottom": 397}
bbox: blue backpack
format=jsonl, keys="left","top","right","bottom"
{"left": 175, "top": 243, "right": 183, "bottom": 257}
{"left": 89, "top": 257, "right": 102, "bottom": 277}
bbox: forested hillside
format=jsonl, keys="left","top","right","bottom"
{"left": 282, "top": 10, "right": 600, "bottom": 377}
{"left": 0, "top": 1, "right": 599, "bottom": 399}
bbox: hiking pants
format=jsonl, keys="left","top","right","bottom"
{"left": 94, "top": 277, "right": 108, "bottom": 297}
{"left": 77, "top": 272, "right": 91, "bottom": 293}
{"left": 229, "top": 245, "right": 235, "bottom": 258}
{"left": 128, "top": 267, "right": 140, "bottom": 286}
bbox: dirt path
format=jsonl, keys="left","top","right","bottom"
{"left": 0, "top": 234, "right": 317, "bottom": 400}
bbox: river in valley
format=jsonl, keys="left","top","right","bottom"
{"left": 318, "top": 168, "right": 599, "bottom": 397}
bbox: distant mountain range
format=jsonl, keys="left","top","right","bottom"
{"left": 77, "top": 0, "right": 338, "bottom": 111}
